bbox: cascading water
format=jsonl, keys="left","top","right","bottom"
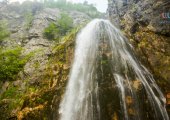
{"left": 59, "top": 19, "right": 169, "bottom": 120}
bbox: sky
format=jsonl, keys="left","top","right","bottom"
{"left": 67, "top": 0, "right": 108, "bottom": 13}
{"left": 7, "top": 0, "right": 108, "bottom": 13}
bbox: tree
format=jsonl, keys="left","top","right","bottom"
{"left": 0, "top": 20, "right": 10, "bottom": 42}
{"left": 57, "top": 13, "right": 73, "bottom": 35}
{"left": 43, "top": 13, "right": 73, "bottom": 40}
{"left": 0, "top": 47, "right": 31, "bottom": 81}
{"left": 43, "top": 23, "right": 58, "bottom": 40}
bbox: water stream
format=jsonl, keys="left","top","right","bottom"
{"left": 59, "top": 19, "right": 169, "bottom": 120}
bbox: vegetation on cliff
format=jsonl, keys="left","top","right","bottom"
{"left": 11, "top": 26, "right": 80, "bottom": 120}
{"left": 107, "top": 0, "right": 170, "bottom": 116}
{"left": 0, "top": 0, "right": 90, "bottom": 119}
{"left": 0, "top": 47, "right": 32, "bottom": 81}
{"left": 0, "top": 20, "right": 10, "bottom": 42}
{"left": 0, "top": 5, "right": 83, "bottom": 117}
{"left": 43, "top": 13, "right": 73, "bottom": 41}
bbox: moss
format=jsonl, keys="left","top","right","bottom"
{"left": 124, "top": 26, "right": 170, "bottom": 93}
{"left": 8, "top": 98, "right": 24, "bottom": 111}
{"left": 136, "top": 30, "right": 170, "bottom": 80}
{"left": 0, "top": 83, "right": 24, "bottom": 118}
{"left": 33, "top": 61, "right": 40, "bottom": 69}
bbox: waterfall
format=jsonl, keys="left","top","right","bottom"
{"left": 59, "top": 19, "right": 169, "bottom": 120}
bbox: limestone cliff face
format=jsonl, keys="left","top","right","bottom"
{"left": 108, "top": 0, "right": 170, "bottom": 35}
{"left": 0, "top": 2, "right": 90, "bottom": 119}
{"left": 108, "top": 0, "right": 170, "bottom": 115}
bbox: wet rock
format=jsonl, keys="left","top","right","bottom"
{"left": 108, "top": 0, "right": 170, "bottom": 117}
{"left": 167, "top": 93, "right": 170, "bottom": 106}
{"left": 126, "top": 96, "right": 133, "bottom": 105}
{"left": 108, "top": 0, "right": 170, "bottom": 87}
{"left": 108, "top": 0, "right": 170, "bottom": 36}
{"left": 13, "top": 80, "right": 22, "bottom": 87}
{"left": 0, "top": 81, "right": 10, "bottom": 94}
{"left": 133, "top": 80, "right": 142, "bottom": 90}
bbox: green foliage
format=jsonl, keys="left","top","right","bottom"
{"left": 43, "top": 13, "right": 73, "bottom": 40}
{"left": 44, "top": 23, "right": 58, "bottom": 40}
{"left": 0, "top": 47, "right": 32, "bottom": 81}
{"left": 0, "top": 20, "right": 10, "bottom": 42}
{"left": 43, "top": 0, "right": 102, "bottom": 18}
{"left": 57, "top": 13, "right": 73, "bottom": 35}
{"left": 0, "top": 84, "right": 24, "bottom": 110}
{"left": 53, "top": 25, "right": 82, "bottom": 52}
{"left": 1, "top": 86, "right": 18, "bottom": 99}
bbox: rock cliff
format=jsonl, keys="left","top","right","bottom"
{"left": 0, "top": 0, "right": 170, "bottom": 119}
{"left": 108, "top": 0, "right": 170, "bottom": 116}
{"left": 0, "top": 2, "right": 90, "bottom": 119}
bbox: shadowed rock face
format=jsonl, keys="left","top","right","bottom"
{"left": 108, "top": 0, "right": 170, "bottom": 36}
{"left": 108, "top": 0, "right": 170, "bottom": 116}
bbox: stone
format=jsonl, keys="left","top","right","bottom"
{"left": 108, "top": 0, "right": 170, "bottom": 117}
{"left": 13, "top": 80, "right": 22, "bottom": 87}
{"left": 0, "top": 2, "right": 90, "bottom": 119}
{"left": 1, "top": 81, "right": 9, "bottom": 94}
{"left": 108, "top": 0, "right": 170, "bottom": 36}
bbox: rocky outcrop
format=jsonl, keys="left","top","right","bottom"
{"left": 108, "top": 0, "right": 170, "bottom": 116}
{"left": 0, "top": 2, "right": 90, "bottom": 82}
{"left": 0, "top": 2, "right": 90, "bottom": 119}
{"left": 108, "top": 0, "right": 170, "bottom": 36}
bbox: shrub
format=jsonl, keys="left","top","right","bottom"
{"left": 43, "top": 23, "right": 58, "bottom": 40}
{"left": 0, "top": 86, "right": 18, "bottom": 99}
{"left": 57, "top": 13, "right": 73, "bottom": 35}
{"left": 0, "top": 20, "right": 10, "bottom": 42}
{"left": 43, "top": 13, "right": 73, "bottom": 40}
{"left": 0, "top": 85, "right": 24, "bottom": 110}
{"left": 0, "top": 47, "right": 32, "bottom": 81}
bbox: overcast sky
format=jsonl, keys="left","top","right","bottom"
{"left": 7, "top": 0, "right": 108, "bottom": 13}
{"left": 67, "top": 0, "right": 108, "bottom": 13}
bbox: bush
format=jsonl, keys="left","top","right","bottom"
{"left": 0, "top": 47, "right": 31, "bottom": 81}
{"left": 0, "top": 86, "right": 18, "bottom": 99}
{"left": 0, "top": 20, "right": 10, "bottom": 42}
{"left": 43, "top": 23, "right": 57, "bottom": 40}
{"left": 43, "top": 13, "right": 73, "bottom": 40}
{"left": 57, "top": 13, "right": 73, "bottom": 35}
